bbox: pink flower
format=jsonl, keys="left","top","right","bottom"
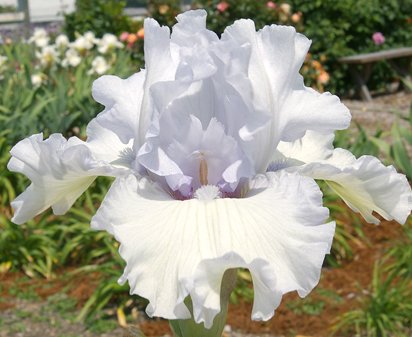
{"left": 266, "top": 1, "right": 276, "bottom": 9}
{"left": 372, "top": 32, "right": 385, "bottom": 45}
{"left": 216, "top": 1, "right": 229, "bottom": 12}
{"left": 120, "top": 32, "right": 129, "bottom": 42}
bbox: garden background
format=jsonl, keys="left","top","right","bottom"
{"left": 0, "top": 0, "right": 411, "bottom": 336}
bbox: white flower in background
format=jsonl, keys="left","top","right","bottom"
{"left": 0, "top": 55, "right": 7, "bottom": 70}
{"left": 61, "top": 48, "right": 81, "bottom": 68}
{"left": 280, "top": 3, "right": 291, "bottom": 14}
{"left": 71, "top": 36, "right": 92, "bottom": 51}
{"left": 0, "top": 54, "right": 7, "bottom": 80}
{"left": 8, "top": 10, "right": 412, "bottom": 331}
{"left": 84, "top": 31, "right": 98, "bottom": 44}
{"left": 88, "top": 56, "right": 110, "bottom": 75}
{"left": 72, "top": 31, "right": 97, "bottom": 52}
{"left": 28, "top": 28, "right": 50, "bottom": 48}
{"left": 97, "top": 33, "right": 123, "bottom": 54}
{"left": 36, "top": 45, "right": 59, "bottom": 67}
{"left": 31, "top": 73, "right": 45, "bottom": 87}
{"left": 55, "top": 34, "right": 70, "bottom": 49}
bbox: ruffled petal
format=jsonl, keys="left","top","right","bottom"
{"left": 277, "top": 88, "right": 351, "bottom": 142}
{"left": 277, "top": 132, "right": 411, "bottom": 224}
{"left": 221, "top": 20, "right": 350, "bottom": 155}
{"left": 92, "top": 71, "right": 146, "bottom": 144}
{"left": 138, "top": 103, "right": 254, "bottom": 194}
{"left": 7, "top": 125, "right": 132, "bottom": 224}
{"left": 91, "top": 171, "right": 334, "bottom": 327}
{"left": 296, "top": 149, "right": 412, "bottom": 224}
{"left": 139, "top": 18, "right": 176, "bottom": 145}
{"left": 276, "top": 130, "right": 335, "bottom": 164}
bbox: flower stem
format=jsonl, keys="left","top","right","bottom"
{"left": 169, "top": 269, "right": 237, "bottom": 337}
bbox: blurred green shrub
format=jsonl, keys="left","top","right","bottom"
{"left": 192, "top": 0, "right": 303, "bottom": 36}
{"left": 147, "top": 0, "right": 182, "bottom": 27}
{"left": 64, "top": 0, "right": 132, "bottom": 39}
{"left": 289, "top": 0, "right": 412, "bottom": 94}
{"left": 189, "top": 0, "right": 412, "bottom": 95}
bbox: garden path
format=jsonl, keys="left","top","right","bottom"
{"left": 344, "top": 91, "right": 411, "bottom": 131}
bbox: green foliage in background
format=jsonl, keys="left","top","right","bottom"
{"left": 385, "top": 223, "right": 412, "bottom": 278}
{"left": 371, "top": 104, "right": 412, "bottom": 180}
{"left": 0, "top": 35, "right": 136, "bottom": 146}
{"left": 147, "top": 0, "right": 182, "bottom": 27}
{"left": 64, "top": 0, "right": 132, "bottom": 39}
{"left": 332, "top": 262, "right": 412, "bottom": 337}
{"left": 192, "top": 0, "right": 303, "bottom": 36}
{"left": 188, "top": 0, "right": 412, "bottom": 95}
{"left": 288, "top": 0, "right": 412, "bottom": 94}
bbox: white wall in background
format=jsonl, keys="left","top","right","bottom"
{"left": 29, "top": 0, "right": 75, "bottom": 22}
{"left": 0, "top": 0, "right": 16, "bottom": 6}
{"left": 0, "top": 0, "right": 75, "bottom": 22}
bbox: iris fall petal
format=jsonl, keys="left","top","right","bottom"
{"left": 91, "top": 171, "right": 334, "bottom": 327}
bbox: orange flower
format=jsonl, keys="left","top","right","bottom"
{"left": 312, "top": 60, "right": 322, "bottom": 70}
{"left": 127, "top": 34, "right": 138, "bottom": 45}
{"left": 318, "top": 71, "right": 330, "bottom": 84}
{"left": 291, "top": 12, "right": 302, "bottom": 23}
{"left": 137, "top": 28, "right": 145, "bottom": 39}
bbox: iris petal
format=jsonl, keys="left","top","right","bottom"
{"left": 92, "top": 71, "right": 146, "bottom": 144}
{"left": 91, "top": 171, "right": 334, "bottom": 327}
{"left": 277, "top": 132, "right": 412, "bottom": 224}
{"left": 8, "top": 119, "right": 132, "bottom": 224}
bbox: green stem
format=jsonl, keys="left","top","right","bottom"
{"left": 169, "top": 269, "right": 237, "bottom": 337}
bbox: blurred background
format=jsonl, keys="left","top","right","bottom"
{"left": 0, "top": 1, "right": 411, "bottom": 337}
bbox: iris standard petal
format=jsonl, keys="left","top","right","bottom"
{"left": 221, "top": 20, "right": 350, "bottom": 167}
{"left": 276, "top": 130, "right": 335, "bottom": 163}
{"left": 139, "top": 18, "right": 175, "bottom": 145}
{"left": 91, "top": 171, "right": 334, "bottom": 327}
{"left": 277, "top": 88, "right": 351, "bottom": 142}
{"left": 92, "top": 71, "right": 146, "bottom": 144}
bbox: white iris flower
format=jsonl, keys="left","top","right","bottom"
{"left": 61, "top": 48, "right": 81, "bottom": 68}
{"left": 88, "top": 56, "right": 110, "bottom": 75}
{"left": 55, "top": 34, "right": 70, "bottom": 49}
{"left": 8, "top": 10, "right": 411, "bottom": 329}
{"left": 28, "top": 28, "right": 50, "bottom": 48}
{"left": 71, "top": 31, "right": 98, "bottom": 52}
{"left": 35, "top": 45, "right": 59, "bottom": 67}
{"left": 97, "top": 33, "right": 124, "bottom": 54}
